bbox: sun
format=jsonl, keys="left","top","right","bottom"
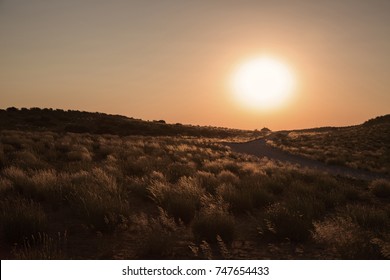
{"left": 231, "top": 55, "right": 296, "bottom": 111}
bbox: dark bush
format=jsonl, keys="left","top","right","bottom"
{"left": 262, "top": 203, "right": 313, "bottom": 243}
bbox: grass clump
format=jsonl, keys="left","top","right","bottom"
{"left": 13, "top": 150, "right": 45, "bottom": 169}
{"left": 122, "top": 157, "right": 150, "bottom": 177}
{"left": 313, "top": 216, "right": 384, "bottom": 259}
{"left": 192, "top": 209, "right": 235, "bottom": 244}
{"left": 166, "top": 162, "right": 194, "bottom": 183}
{"left": 148, "top": 177, "right": 202, "bottom": 224}
{"left": 217, "top": 170, "right": 239, "bottom": 185}
{"left": 73, "top": 190, "right": 128, "bottom": 232}
{"left": 12, "top": 232, "right": 67, "bottom": 259}
{"left": 0, "top": 177, "right": 12, "bottom": 193}
{"left": 344, "top": 204, "right": 389, "bottom": 232}
{"left": 196, "top": 170, "right": 219, "bottom": 195}
{"left": 370, "top": 179, "right": 390, "bottom": 198}
{"left": 285, "top": 177, "right": 348, "bottom": 219}
{"left": 0, "top": 143, "right": 5, "bottom": 168}
{"left": 261, "top": 203, "right": 313, "bottom": 243}
{"left": 0, "top": 198, "right": 48, "bottom": 244}
{"left": 3, "top": 167, "right": 60, "bottom": 202}
{"left": 218, "top": 182, "right": 274, "bottom": 214}
{"left": 2, "top": 166, "right": 32, "bottom": 195}
{"left": 65, "top": 168, "right": 129, "bottom": 232}
{"left": 131, "top": 209, "right": 183, "bottom": 259}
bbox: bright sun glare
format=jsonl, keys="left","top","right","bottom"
{"left": 231, "top": 56, "right": 296, "bottom": 111}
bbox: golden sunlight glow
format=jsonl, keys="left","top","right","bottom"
{"left": 231, "top": 56, "right": 296, "bottom": 111}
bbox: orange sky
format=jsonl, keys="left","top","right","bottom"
{"left": 1, "top": 0, "right": 389, "bottom": 130}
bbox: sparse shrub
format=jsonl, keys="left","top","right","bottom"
{"left": 1, "top": 133, "right": 23, "bottom": 150}
{"left": 238, "top": 176, "right": 274, "bottom": 208}
{"left": 198, "top": 240, "right": 214, "bottom": 260}
{"left": 3, "top": 168, "right": 60, "bottom": 201}
{"left": 192, "top": 209, "right": 235, "bottom": 244}
{"left": 0, "top": 144, "right": 5, "bottom": 169}
{"left": 149, "top": 170, "right": 165, "bottom": 181}
{"left": 0, "top": 198, "right": 48, "bottom": 244}
{"left": 90, "top": 167, "right": 118, "bottom": 193}
{"left": 148, "top": 177, "right": 203, "bottom": 224}
{"left": 371, "top": 237, "right": 390, "bottom": 259}
{"left": 0, "top": 177, "right": 12, "bottom": 193}
{"left": 249, "top": 187, "right": 274, "bottom": 209}
{"left": 55, "top": 140, "right": 71, "bottom": 154}
{"left": 261, "top": 203, "right": 313, "bottom": 242}
{"left": 217, "top": 170, "right": 239, "bottom": 185}
{"left": 344, "top": 204, "right": 389, "bottom": 232}
{"left": 263, "top": 171, "right": 290, "bottom": 195}
{"left": 163, "top": 194, "right": 197, "bottom": 224}
{"left": 93, "top": 143, "right": 114, "bottom": 160}
{"left": 122, "top": 155, "right": 150, "bottom": 177}
{"left": 313, "top": 216, "right": 383, "bottom": 259}
{"left": 166, "top": 162, "right": 194, "bottom": 183}
{"left": 125, "top": 176, "right": 150, "bottom": 201}
{"left": 188, "top": 236, "right": 232, "bottom": 260}
{"left": 12, "top": 232, "right": 67, "bottom": 259}
{"left": 70, "top": 188, "right": 129, "bottom": 232}
{"left": 284, "top": 194, "right": 326, "bottom": 221}
{"left": 341, "top": 184, "right": 362, "bottom": 201}
{"left": 223, "top": 161, "right": 241, "bottom": 175}
{"left": 63, "top": 169, "right": 128, "bottom": 232}
{"left": 218, "top": 183, "right": 252, "bottom": 214}
{"left": 67, "top": 146, "right": 92, "bottom": 162}
{"left": 59, "top": 170, "right": 89, "bottom": 188}
{"left": 218, "top": 182, "right": 273, "bottom": 214}
{"left": 239, "top": 162, "right": 265, "bottom": 177}
{"left": 13, "top": 150, "right": 45, "bottom": 169}
{"left": 131, "top": 209, "right": 183, "bottom": 259}
{"left": 286, "top": 178, "right": 346, "bottom": 216}
{"left": 30, "top": 169, "right": 58, "bottom": 201}
{"left": 196, "top": 171, "right": 219, "bottom": 194}
{"left": 370, "top": 179, "right": 390, "bottom": 198}
{"left": 202, "top": 160, "right": 224, "bottom": 174}
{"left": 143, "top": 141, "right": 162, "bottom": 156}
{"left": 3, "top": 166, "right": 33, "bottom": 195}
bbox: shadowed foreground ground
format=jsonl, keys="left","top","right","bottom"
{"left": 225, "top": 138, "right": 388, "bottom": 181}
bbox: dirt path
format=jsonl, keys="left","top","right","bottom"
{"left": 225, "top": 138, "right": 388, "bottom": 181}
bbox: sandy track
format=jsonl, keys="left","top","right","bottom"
{"left": 225, "top": 138, "right": 387, "bottom": 181}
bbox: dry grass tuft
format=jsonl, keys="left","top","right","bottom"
{"left": 0, "top": 198, "right": 48, "bottom": 244}
{"left": 369, "top": 179, "right": 390, "bottom": 198}
{"left": 192, "top": 208, "right": 235, "bottom": 244}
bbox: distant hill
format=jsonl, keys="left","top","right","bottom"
{"left": 0, "top": 107, "right": 258, "bottom": 138}
{"left": 268, "top": 114, "right": 390, "bottom": 174}
{"left": 274, "top": 114, "right": 390, "bottom": 134}
{"left": 363, "top": 114, "right": 390, "bottom": 126}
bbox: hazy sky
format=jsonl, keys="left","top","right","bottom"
{"left": 1, "top": 0, "right": 389, "bottom": 130}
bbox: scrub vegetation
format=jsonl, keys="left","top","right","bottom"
{"left": 267, "top": 115, "right": 390, "bottom": 174}
{"left": 0, "top": 109, "right": 389, "bottom": 259}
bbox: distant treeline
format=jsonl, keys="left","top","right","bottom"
{"left": 0, "top": 107, "right": 259, "bottom": 138}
